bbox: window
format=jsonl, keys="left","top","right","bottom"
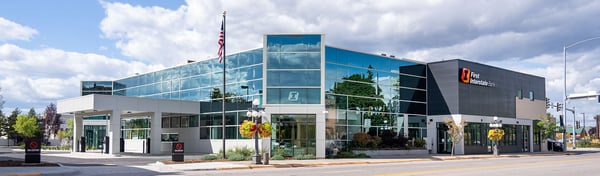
{"left": 517, "top": 89, "right": 523, "bottom": 99}
{"left": 529, "top": 91, "right": 534, "bottom": 101}
{"left": 161, "top": 133, "right": 179, "bottom": 142}
{"left": 162, "top": 117, "right": 170, "bottom": 128}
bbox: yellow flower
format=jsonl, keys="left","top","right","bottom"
{"left": 258, "top": 122, "right": 272, "bottom": 138}
{"left": 239, "top": 120, "right": 256, "bottom": 138}
{"left": 487, "top": 129, "right": 505, "bottom": 141}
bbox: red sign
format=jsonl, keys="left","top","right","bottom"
{"left": 29, "top": 141, "right": 39, "bottom": 149}
{"left": 175, "top": 143, "right": 183, "bottom": 150}
{"left": 460, "top": 67, "right": 471, "bottom": 83}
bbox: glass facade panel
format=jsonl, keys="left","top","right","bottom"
{"left": 266, "top": 34, "right": 322, "bottom": 105}
{"left": 267, "top": 88, "right": 320, "bottom": 104}
{"left": 399, "top": 75, "right": 426, "bottom": 89}
{"left": 81, "top": 81, "right": 113, "bottom": 96}
{"left": 113, "top": 48, "right": 263, "bottom": 102}
{"left": 267, "top": 70, "right": 320, "bottom": 86}
{"left": 323, "top": 46, "right": 426, "bottom": 149}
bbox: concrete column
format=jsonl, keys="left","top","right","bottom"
{"left": 403, "top": 114, "right": 409, "bottom": 137}
{"left": 150, "top": 111, "right": 162, "bottom": 154}
{"left": 109, "top": 110, "right": 121, "bottom": 155}
{"left": 73, "top": 115, "right": 83, "bottom": 152}
{"left": 529, "top": 124, "right": 534, "bottom": 153}
{"left": 316, "top": 111, "right": 326, "bottom": 158}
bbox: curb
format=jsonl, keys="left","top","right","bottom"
{"left": 162, "top": 152, "right": 576, "bottom": 171}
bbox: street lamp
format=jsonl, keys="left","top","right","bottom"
{"left": 563, "top": 36, "right": 600, "bottom": 150}
{"left": 489, "top": 116, "right": 503, "bottom": 156}
{"left": 246, "top": 99, "right": 265, "bottom": 164}
{"left": 241, "top": 85, "right": 249, "bottom": 103}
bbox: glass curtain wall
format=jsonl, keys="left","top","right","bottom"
{"left": 265, "top": 34, "right": 322, "bottom": 104}
{"left": 324, "top": 46, "right": 427, "bottom": 148}
{"left": 113, "top": 49, "right": 263, "bottom": 102}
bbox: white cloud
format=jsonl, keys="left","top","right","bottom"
{"left": 0, "top": 17, "right": 38, "bottom": 41}
{"left": 0, "top": 44, "right": 162, "bottom": 111}
{"left": 2, "top": 0, "right": 600, "bottom": 120}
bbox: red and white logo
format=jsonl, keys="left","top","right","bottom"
{"left": 460, "top": 68, "right": 471, "bottom": 83}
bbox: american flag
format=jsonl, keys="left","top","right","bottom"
{"left": 217, "top": 20, "right": 224, "bottom": 63}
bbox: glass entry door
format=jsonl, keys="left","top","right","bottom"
{"left": 437, "top": 122, "right": 452, "bottom": 154}
{"left": 272, "top": 114, "right": 316, "bottom": 157}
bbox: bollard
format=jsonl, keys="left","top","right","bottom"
{"left": 263, "top": 153, "right": 269, "bottom": 165}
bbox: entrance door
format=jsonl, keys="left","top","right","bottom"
{"left": 272, "top": 114, "right": 316, "bottom": 157}
{"left": 437, "top": 123, "right": 452, "bottom": 154}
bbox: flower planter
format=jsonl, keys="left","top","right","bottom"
{"left": 352, "top": 149, "right": 428, "bottom": 156}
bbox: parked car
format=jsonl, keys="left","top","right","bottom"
{"left": 547, "top": 139, "right": 564, "bottom": 152}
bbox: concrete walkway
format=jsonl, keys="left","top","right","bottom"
{"left": 1, "top": 147, "right": 591, "bottom": 176}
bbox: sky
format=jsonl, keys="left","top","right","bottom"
{"left": 0, "top": 0, "right": 599, "bottom": 126}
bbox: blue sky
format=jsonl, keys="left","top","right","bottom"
{"left": 1, "top": 0, "right": 600, "bottom": 125}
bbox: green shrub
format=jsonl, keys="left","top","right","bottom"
{"left": 352, "top": 133, "right": 372, "bottom": 148}
{"left": 271, "top": 155, "right": 285, "bottom": 160}
{"left": 217, "top": 147, "right": 255, "bottom": 160}
{"left": 202, "top": 154, "right": 218, "bottom": 160}
{"left": 336, "top": 151, "right": 355, "bottom": 158}
{"left": 302, "top": 154, "right": 315, "bottom": 160}
{"left": 355, "top": 153, "right": 370, "bottom": 158}
{"left": 227, "top": 153, "right": 245, "bottom": 161}
{"left": 274, "top": 147, "right": 286, "bottom": 156}
{"left": 413, "top": 138, "right": 426, "bottom": 148}
{"left": 293, "top": 154, "right": 306, "bottom": 160}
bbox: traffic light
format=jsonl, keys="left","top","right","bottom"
{"left": 576, "top": 121, "right": 580, "bottom": 129}
{"left": 545, "top": 98, "right": 550, "bottom": 109}
{"left": 559, "top": 115, "right": 564, "bottom": 127}
{"left": 556, "top": 102, "right": 562, "bottom": 112}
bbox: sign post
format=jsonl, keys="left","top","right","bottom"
{"left": 25, "top": 139, "right": 41, "bottom": 163}
{"left": 171, "top": 142, "right": 184, "bottom": 162}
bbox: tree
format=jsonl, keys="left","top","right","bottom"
{"left": 537, "top": 113, "right": 560, "bottom": 140}
{"left": 57, "top": 118, "right": 73, "bottom": 146}
{"left": 27, "top": 108, "right": 37, "bottom": 118}
{"left": 6, "top": 108, "right": 21, "bottom": 145}
{"left": 444, "top": 117, "right": 466, "bottom": 156}
{"left": 13, "top": 115, "right": 41, "bottom": 139}
{"left": 42, "top": 103, "right": 62, "bottom": 143}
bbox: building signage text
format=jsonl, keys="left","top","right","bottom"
{"left": 459, "top": 68, "right": 496, "bottom": 87}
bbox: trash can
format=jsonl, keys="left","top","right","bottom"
{"left": 172, "top": 142, "right": 184, "bottom": 162}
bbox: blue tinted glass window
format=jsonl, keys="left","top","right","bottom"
{"left": 267, "top": 35, "right": 321, "bottom": 52}
{"left": 399, "top": 75, "right": 426, "bottom": 89}
{"left": 399, "top": 88, "right": 426, "bottom": 102}
{"left": 267, "top": 70, "right": 320, "bottom": 86}
{"left": 267, "top": 53, "right": 320, "bottom": 69}
{"left": 399, "top": 64, "right": 426, "bottom": 77}
{"left": 266, "top": 88, "right": 320, "bottom": 104}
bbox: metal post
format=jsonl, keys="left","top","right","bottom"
{"left": 572, "top": 108, "right": 576, "bottom": 149}
{"left": 563, "top": 36, "right": 600, "bottom": 151}
{"left": 563, "top": 45, "right": 567, "bottom": 151}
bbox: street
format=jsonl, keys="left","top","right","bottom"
{"left": 194, "top": 151, "right": 600, "bottom": 176}
{"left": 2, "top": 147, "right": 600, "bottom": 176}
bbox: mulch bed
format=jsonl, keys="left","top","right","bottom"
{"left": 161, "top": 159, "right": 230, "bottom": 165}
{"left": 0, "top": 160, "right": 60, "bottom": 167}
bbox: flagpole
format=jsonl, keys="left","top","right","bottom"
{"left": 221, "top": 11, "right": 227, "bottom": 160}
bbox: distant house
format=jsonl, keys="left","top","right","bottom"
{"left": 566, "top": 127, "right": 587, "bottom": 138}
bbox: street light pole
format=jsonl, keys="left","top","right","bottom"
{"left": 562, "top": 36, "right": 600, "bottom": 150}
{"left": 247, "top": 99, "right": 265, "bottom": 164}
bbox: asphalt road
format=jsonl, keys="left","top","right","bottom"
{"left": 193, "top": 151, "right": 600, "bottom": 176}
{"left": 3, "top": 147, "right": 600, "bottom": 176}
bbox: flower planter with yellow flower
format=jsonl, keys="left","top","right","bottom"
{"left": 258, "top": 122, "right": 272, "bottom": 138}
{"left": 240, "top": 120, "right": 272, "bottom": 138}
{"left": 487, "top": 128, "right": 504, "bottom": 156}
{"left": 240, "top": 120, "right": 257, "bottom": 138}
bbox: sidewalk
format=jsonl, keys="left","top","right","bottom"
{"left": 0, "top": 147, "right": 586, "bottom": 176}
{"left": 155, "top": 151, "right": 575, "bottom": 171}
